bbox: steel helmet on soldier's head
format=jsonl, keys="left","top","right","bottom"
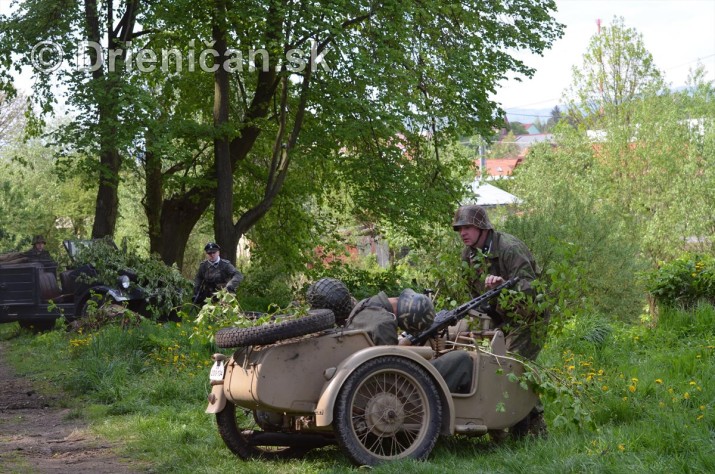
{"left": 306, "top": 278, "right": 354, "bottom": 326}
{"left": 396, "top": 289, "right": 435, "bottom": 334}
{"left": 452, "top": 205, "right": 493, "bottom": 231}
{"left": 32, "top": 235, "right": 46, "bottom": 244}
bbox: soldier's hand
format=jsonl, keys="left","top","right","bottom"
{"left": 485, "top": 274, "right": 505, "bottom": 289}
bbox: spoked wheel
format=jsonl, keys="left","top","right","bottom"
{"left": 216, "top": 403, "right": 326, "bottom": 460}
{"left": 334, "top": 356, "right": 442, "bottom": 466}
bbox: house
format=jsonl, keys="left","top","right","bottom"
{"left": 478, "top": 157, "right": 523, "bottom": 179}
{"left": 521, "top": 123, "right": 541, "bottom": 135}
{"left": 514, "top": 133, "right": 554, "bottom": 151}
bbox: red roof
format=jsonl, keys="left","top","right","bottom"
{"left": 476, "top": 158, "right": 523, "bottom": 178}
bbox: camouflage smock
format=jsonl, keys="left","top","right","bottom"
{"left": 462, "top": 230, "right": 546, "bottom": 360}
{"left": 344, "top": 292, "right": 399, "bottom": 346}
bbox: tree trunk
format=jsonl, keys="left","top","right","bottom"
{"left": 156, "top": 194, "right": 209, "bottom": 268}
{"left": 91, "top": 148, "right": 121, "bottom": 238}
{"left": 212, "top": 0, "right": 236, "bottom": 263}
{"left": 143, "top": 139, "right": 163, "bottom": 255}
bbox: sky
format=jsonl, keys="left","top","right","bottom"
{"left": 494, "top": 0, "right": 715, "bottom": 121}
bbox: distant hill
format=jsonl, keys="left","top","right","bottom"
{"left": 503, "top": 106, "right": 560, "bottom": 124}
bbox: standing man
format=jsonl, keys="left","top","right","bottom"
{"left": 193, "top": 242, "right": 244, "bottom": 304}
{"left": 452, "top": 204, "right": 548, "bottom": 437}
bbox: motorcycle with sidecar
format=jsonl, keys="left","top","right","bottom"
{"left": 205, "top": 282, "right": 538, "bottom": 466}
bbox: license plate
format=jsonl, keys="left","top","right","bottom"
{"left": 209, "top": 360, "right": 225, "bottom": 381}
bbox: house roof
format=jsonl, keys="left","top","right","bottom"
{"left": 478, "top": 158, "right": 522, "bottom": 178}
{"left": 514, "top": 133, "right": 554, "bottom": 148}
{"left": 468, "top": 180, "right": 522, "bottom": 207}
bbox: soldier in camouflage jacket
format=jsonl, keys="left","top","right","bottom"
{"left": 452, "top": 205, "right": 547, "bottom": 361}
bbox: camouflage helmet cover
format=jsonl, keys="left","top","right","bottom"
{"left": 452, "top": 205, "right": 493, "bottom": 231}
{"left": 306, "top": 278, "right": 354, "bottom": 326}
{"left": 396, "top": 289, "right": 435, "bottom": 334}
{"left": 32, "top": 235, "right": 46, "bottom": 244}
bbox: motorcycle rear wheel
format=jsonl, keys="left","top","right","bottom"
{"left": 216, "top": 403, "right": 311, "bottom": 460}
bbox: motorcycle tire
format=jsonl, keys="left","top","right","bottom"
{"left": 214, "top": 309, "right": 335, "bottom": 348}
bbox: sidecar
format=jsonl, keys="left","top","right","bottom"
{"left": 206, "top": 309, "right": 537, "bottom": 466}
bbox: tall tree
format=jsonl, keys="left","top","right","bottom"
{"left": 2, "top": 0, "right": 565, "bottom": 267}
{"left": 564, "top": 16, "right": 666, "bottom": 125}
{"left": 0, "top": 0, "right": 147, "bottom": 239}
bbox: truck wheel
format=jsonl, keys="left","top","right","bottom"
{"left": 80, "top": 293, "right": 109, "bottom": 318}
{"left": 215, "top": 403, "right": 310, "bottom": 460}
{"left": 214, "top": 309, "right": 335, "bottom": 348}
{"left": 333, "top": 356, "right": 442, "bottom": 466}
{"left": 18, "top": 320, "right": 55, "bottom": 332}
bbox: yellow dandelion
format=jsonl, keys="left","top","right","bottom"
{"left": 700, "top": 405, "right": 705, "bottom": 410}
{"left": 697, "top": 415, "right": 704, "bottom": 421}
{"left": 690, "top": 381, "right": 697, "bottom": 386}
{"left": 173, "top": 355, "right": 179, "bottom": 363}
{"left": 668, "top": 388, "right": 674, "bottom": 394}
{"left": 684, "top": 392, "right": 690, "bottom": 399}
{"left": 628, "top": 385, "right": 636, "bottom": 393}
{"left": 655, "top": 379, "right": 663, "bottom": 384}
{"left": 623, "top": 396, "right": 628, "bottom": 401}
{"left": 618, "top": 444, "right": 625, "bottom": 452}
{"left": 631, "top": 378, "right": 639, "bottom": 383}
{"left": 659, "top": 402, "right": 665, "bottom": 408}
{"left": 602, "top": 385, "right": 609, "bottom": 391}
{"left": 598, "top": 369, "right": 605, "bottom": 375}
{"left": 567, "top": 365, "right": 575, "bottom": 371}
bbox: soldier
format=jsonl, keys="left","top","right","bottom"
{"left": 452, "top": 204, "right": 548, "bottom": 437}
{"left": 193, "top": 242, "right": 244, "bottom": 304}
{"left": 343, "top": 287, "right": 472, "bottom": 393}
{"left": 23, "top": 235, "right": 56, "bottom": 270}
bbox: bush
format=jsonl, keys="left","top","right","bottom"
{"left": 73, "top": 239, "right": 193, "bottom": 319}
{"left": 646, "top": 253, "right": 715, "bottom": 308}
{"left": 303, "top": 256, "right": 411, "bottom": 301}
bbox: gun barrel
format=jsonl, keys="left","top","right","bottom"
{"left": 407, "top": 277, "right": 520, "bottom": 346}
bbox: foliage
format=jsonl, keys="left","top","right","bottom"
{"left": 564, "top": 16, "right": 666, "bottom": 125}
{"left": 0, "top": 0, "right": 564, "bottom": 267}
{"left": 645, "top": 253, "right": 715, "bottom": 308}
{"left": 500, "top": 181, "right": 646, "bottom": 322}
{"left": 72, "top": 239, "right": 193, "bottom": 319}
{"left": 487, "top": 131, "right": 520, "bottom": 159}
{"left": 304, "top": 257, "right": 411, "bottom": 301}
{"left": 509, "top": 122, "right": 528, "bottom": 135}
{"left": 189, "top": 290, "right": 274, "bottom": 345}
{"left": 0, "top": 90, "right": 27, "bottom": 144}
{"left": 0, "top": 134, "right": 95, "bottom": 252}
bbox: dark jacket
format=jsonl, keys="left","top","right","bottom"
{"left": 193, "top": 258, "right": 244, "bottom": 302}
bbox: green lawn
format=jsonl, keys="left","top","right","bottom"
{"left": 2, "top": 303, "right": 714, "bottom": 473}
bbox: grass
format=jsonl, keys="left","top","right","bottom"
{"left": 1, "top": 302, "right": 714, "bottom": 473}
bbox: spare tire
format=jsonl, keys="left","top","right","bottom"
{"left": 215, "top": 309, "right": 335, "bottom": 348}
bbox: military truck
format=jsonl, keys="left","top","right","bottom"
{"left": 0, "top": 239, "right": 147, "bottom": 332}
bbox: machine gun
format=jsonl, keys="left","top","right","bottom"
{"left": 403, "top": 277, "right": 520, "bottom": 347}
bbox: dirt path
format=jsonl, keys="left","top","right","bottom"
{"left": 0, "top": 341, "right": 147, "bottom": 473}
